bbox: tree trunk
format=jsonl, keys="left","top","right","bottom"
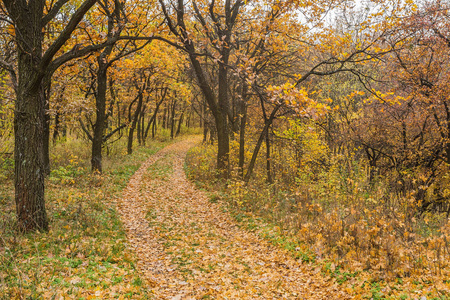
{"left": 244, "top": 105, "right": 280, "bottom": 183}
{"left": 162, "top": 105, "right": 167, "bottom": 129}
{"left": 152, "top": 118, "right": 156, "bottom": 139}
{"left": 53, "top": 110, "right": 60, "bottom": 144}
{"left": 186, "top": 49, "right": 230, "bottom": 178}
{"left": 176, "top": 111, "right": 184, "bottom": 136}
{"left": 137, "top": 105, "right": 143, "bottom": 145}
{"left": 238, "top": 100, "right": 247, "bottom": 178}
{"left": 170, "top": 100, "right": 176, "bottom": 139}
{"left": 203, "top": 122, "right": 208, "bottom": 143}
{"left": 216, "top": 114, "right": 229, "bottom": 176}
{"left": 144, "top": 104, "right": 160, "bottom": 140}
{"left": 6, "top": 1, "right": 98, "bottom": 232}
{"left": 11, "top": 1, "right": 48, "bottom": 232}
{"left": 185, "top": 110, "right": 190, "bottom": 128}
{"left": 15, "top": 63, "right": 48, "bottom": 232}
{"left": 140, "top": 105, "right": 146, "bottom": 145}
{"left": 265, "top": 130, "right": 273, "bottom": 184}
{"left": 144, "top": 87, "right": 167, "bottom": 141}
{"left": 215, "top": 62, "right": 230, "bottom": 178}
{"left": 128, "top": 93, "right": 143, "bottom": 154}
{"left": 91, "top": 60, "right": 108, "bottom": 173}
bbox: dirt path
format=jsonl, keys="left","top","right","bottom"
{"left": 117, "top": 137, "right": 349, "bottom": 299}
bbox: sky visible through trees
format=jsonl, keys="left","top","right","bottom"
{"left": 1, "top": 0, "right": 450, "bottom": 298}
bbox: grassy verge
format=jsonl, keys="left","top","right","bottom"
{"left": 185, "top": 142, "right": 450, "bottom": 300}
{"left": 0, "top": 137, "right": 171, "bottom": 299}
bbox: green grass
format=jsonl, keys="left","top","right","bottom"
{"left": 143, "top": 154, "right": 174, "bottom": 181}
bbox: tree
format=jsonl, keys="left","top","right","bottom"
{"left": 1, "top": 0, "right": 103, "bottom": 231}
{"left": 88, "top": 0, "right": 152, "bottom": 172}
{"left": 159, "top": 0, "right": 245, "bottom": 178}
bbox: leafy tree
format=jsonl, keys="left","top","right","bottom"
{"left": 159, "top": 0, "right": 246, "bottom": 178}
{"left": 0, "top": 0, "right": 110, "bottom": 231}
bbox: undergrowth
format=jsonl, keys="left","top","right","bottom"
{"left": 0, "top": 136, "right": 170, "bottom": 299}
{"left": 185, "top": 142, "right": 450, "bottom": 300}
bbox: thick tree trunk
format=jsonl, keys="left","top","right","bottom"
{"left": 4, "top": 0, "right": 98, "bottom": 232}
{"left": 12, "top": 1, "right": 48, "bottom": 231}
{"left": 216, "top": 63, "right": 230, "bottom": 178}
{"left": 91, "top": 61, "right": 108, "bottom": 173}
{"left": 15, "top": 65, "right": 48, "bottom": 231}
{"left": 216, "top": 113, "right": 229, "bottom": 176}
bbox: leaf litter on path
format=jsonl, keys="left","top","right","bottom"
{"left": 117, "top": 137, "right": 349, "bottom": 299}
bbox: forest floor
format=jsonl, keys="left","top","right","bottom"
{"left": 117, "top": 136, "right": 350, "bottom": 299}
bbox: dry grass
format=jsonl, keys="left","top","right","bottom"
{"left": 185, "top": 142, "right": 450, "bottom": 299}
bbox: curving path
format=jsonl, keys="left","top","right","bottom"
{"left": 117, "top": 137, "right": 349, "bottom": 299}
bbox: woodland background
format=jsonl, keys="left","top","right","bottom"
{"left": 1, "top": 0, "right": 450, "bottom": 298}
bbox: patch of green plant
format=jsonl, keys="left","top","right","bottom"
{"left": 0, "top": 137, "right": 173, "bottom": 299}
{"left": 0, "top": 156, "right": 14, "bottom": 181}
{"left": 325, "top": 264, "right": 359, "bottom": 284}
{"left": 144, "top": 155, "right": 174, "bottom": 180}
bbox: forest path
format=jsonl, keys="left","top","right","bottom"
{"left": 117, "top": 137, "right": 349, "bottom": 299}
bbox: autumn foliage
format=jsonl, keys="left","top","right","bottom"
{"left": 1, "top": 0, "right": 450, "bottom": 298}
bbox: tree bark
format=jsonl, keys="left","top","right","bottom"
{"left": 176, "top": 111, "right": 184, "bottom": 136}
{"left": 238, "top": 96, "right": 247, "bottom": 178}
{"left": 7, "top": 0, "right": 48, "bottom": 232}
{"left": 216, "top": 63, "right": 230, "bottom": 177}
{"left": 14, "top": 60, "right": 48, "bottom": 231}
{"left": 128, "top": 93, "right": 143, "bottom": 154}
{"left": 91, "top": 58, "right": 108, "bottom": 173}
